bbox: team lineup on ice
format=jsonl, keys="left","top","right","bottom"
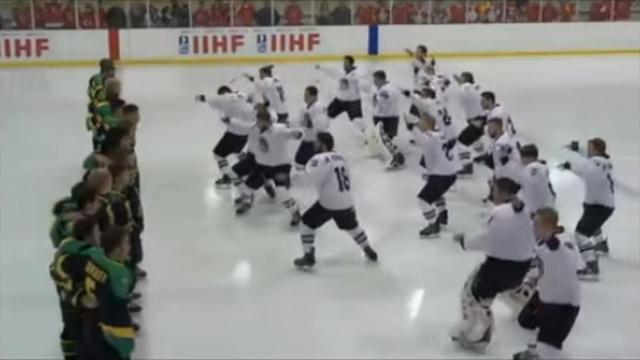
{"left": 1, "top": 46, "right": 639, "bottom": 359}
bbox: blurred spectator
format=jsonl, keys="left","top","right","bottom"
{"left": 34, "top": 1, "right": 46, "bottom": 28}
{"left": 590, "top": 0, "right": 613, "bottom": 21}
{"left": 559, "top": 0, "right": 576, "bottom": 21}
{"left": 130, "top": 1, "right": 148, "bottom": 28}
{"left": 316, "top": 1, "right": 332, "bottom": 25}
{"left": 542, "top": 1, "right": 559, "bottom": 22}
{"left": 105, "top": 4, "right": 127, "bottom": 28}
{"left": 171, "top": 0, "right": 189, "bottom": 27}
{"left": 79, "top": 2, "right": 97, "bottom": 29}
{"left": 377, "top": 0, "right": 390, "bottom": 24}
{"left": 527, "top": 0, "right": 541, "bottom": 22}
{"left": 193, "top": 1, "right": 211, "bottom": 26}
{"left": 432, "top": 0, "right": 448, "bottom": 24}
{"left": 12, "top": 2, "right": 33, "bottom": 29}
{"left": 356, "top": 1, "right": 378, "bottom": 24}
{"left": 414, "top": 2, "right": 430, "bottom": 24}
{"left": 471, "top": 1, "right": 499, "bottom": 23}
{"left": 46, "top": 0, "right": 64, "bottom": 26}
{"left": 331, "top": 1, "right": 351, "bottom": 24}
{"left": 613, "top": 0, "right": 632, "bottom": 20}
{"left": 449, "top": 1, "right": 466, "bottom": 23}
{"left": 62, "top": 0, "right": 76, "bottom": 28}
{"left": 392, "top": 1, "right": 417, "bottom": 24}
{"left": 284, "top": 1, "right": 304, "bottom": 26}
{"left": 235, "top": 0, "right": 256, "bottom": 26}
{"left": 255, "top": 1, "right": 279, "bottom": 26}
{"left": 211, "top": 1, "right": 231, "bottom": 26}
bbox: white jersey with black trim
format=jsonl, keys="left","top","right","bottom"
{"left": 373, "top": 82, "right": 401, "bottom": 118}
{"left": 519, "top": 161, "right": 556, "bottom": 214}
{"left": 317, "top": 66, "right": 363, "bottom": 101}
{"left": 206, "top": 92, "right": 255, "bottom": 135}
{"left": 457, "top": 82, "right": 484, "bottom": 120}
{"left": 569, "top": 155, "right": 615, "bottom": 208}
{"left": 411, "top": 127, "right": 458, "bottom": 176}
{"left": 254, "top": 76, "right": 288, "bottom": 115}
{"left": 230, "top": 120, "right": 300, "bottom": 166}
{"left": 306, "top": 151, "right": 354, "bottom": 210}
{"left": 485, "top": 103, "right": 516, "bottom": 136}
{"left": 297, "top": 100, "right": 329, "bottom": 142}
{"left": 536, "top": 234, "right": 581, "bottom": 306}
{"left": 409, "top": 94, "right": 458, "bottom": 142}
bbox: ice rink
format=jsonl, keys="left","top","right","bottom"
{"left": 1, "top": 55, "right": 639, "bottom": 359}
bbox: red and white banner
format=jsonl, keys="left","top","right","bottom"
{"left": 0, "top": 30, "right": 107, "bottom": 62}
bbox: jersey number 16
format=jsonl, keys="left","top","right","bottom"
{"left": 334, "top": 166, "right": 350, "bottom": 192}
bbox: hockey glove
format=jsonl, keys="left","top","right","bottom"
{"left": 195, "top": 94, "right": 206, "bottom": 103}
{"left": 221, "top": 117, "right": 230, "bottom": 124}
{"left": 402, "top": 90, "right": 411, "bottom": 98}
{"left": 243, "top": 73, "right": 255, "bottom": 82}
{"left": 558, "top": 161, "right": 571, "bottom": 170}
{"left": 566, "top": 140, "right": 580, "bottom": 152}
{"left": 453, "top": 233, "right": 466, "bottom": 250}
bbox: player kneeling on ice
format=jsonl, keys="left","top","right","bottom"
{"left": 195, "top": 86, "right": 256, "bottom": 188}
{"left": 559, "top": 138, "right": 615, "bottom": 280}
{"left": 229, "top": 108, "right": 303, "bottom": 226}
{"left": 513, "top": 208, "right": 581, "bottom": 360}
{"left": 406, "top": 112, "right": 457, "bottom": 238}
{"left": 293, "top": 86, "right": 329, "bottom": 170}
{"left": 294, "top": 132, "right": 378, "bottom": 269}
{"left": 451, "top": 178, "right": 536, "bottom": 352}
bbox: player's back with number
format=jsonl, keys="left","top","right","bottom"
{"left": 307, "top": 152, "right": 354, "bottom": 210}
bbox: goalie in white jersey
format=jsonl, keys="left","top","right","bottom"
{"left": 451, "top": 178, "right": 536, "bottom": 352}
{"left": 559, "top": 138, "right": 615, "bottom": 280}
{"left": 294, "top": 132, "right": 378, "bottom": 269}
{"left": 407, "top": 111, "right": 458, "bottom": 238}
{"left": 519, "top": 144, "right": 556, "bottom": 216}
{"left": 195, "top": 86, "right": 254, "bottom": 187}
{"left": 229, "top": 108, "right": 303, "bottom": 226}
{"left": 315, "top": 56, "right": 367, "bottom": 135}
{"left": 244, "top": 65, "right": 289, "bottom": 123}
{"left": 293, "top": 86, "right": 329, "bottom": 170}
{"left": 514, "top": 208, "right": 581, "bottom": 360}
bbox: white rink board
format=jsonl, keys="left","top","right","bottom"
{"left": 0, "top": 30, "right": 107, "bottom": 62}
{"left": 379, "top": 22, "right": 640, "bottom": 54}
{"left": 119, "top": 27, "right": 369, "bottom": 60}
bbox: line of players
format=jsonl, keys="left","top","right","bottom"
{"left": 196, "top": 46, "right": 616, "bottom": 359}
{"left": 48, "top": 60, "right": 145, "bottom": 360}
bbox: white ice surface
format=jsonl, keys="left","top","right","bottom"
{"left": 1, "top": 56, "right": 639, "bottom": 359}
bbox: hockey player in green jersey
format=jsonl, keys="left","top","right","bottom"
{"left": 83, "top": 125, "right": 133, "bottom": 173}
{"left": 86, "top": 59, "right": 116, "bottom": 131}
{"left": 99, "top": 164, "right": 135, "bottom": 232}
{"left": 81, "top": 226, "right": 135, "bottom": 360}
{"left": 50, "top": 217, "right": 101, "bottom": 360}
{"left": 50, "top": 187, "right": 101, "bottom": 248}
{"left": 92, "top": 81, "right": 124, "bottom": 150}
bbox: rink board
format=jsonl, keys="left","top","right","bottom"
{"left": 0, "top": 22, "right": 639, "bottom": 68}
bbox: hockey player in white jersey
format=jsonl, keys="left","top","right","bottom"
{"left": 514, "top": 208, "right": 581, "bottom": 360}
{"left": 453, "top": 72, "right": 483, "bottom": 175}
{"left": 407, "top": 111, "right": 458, "bottom": 238}
{"left": 482, "top": 91, "right": 516, "bottom": 136}
{"left": 315, "top": 55, "right": 367, "bottom": 135}
{"left": 486, "top": 117, "right": 523, "bottom": 187}
{"left": 195, "top": 86, "right": 255, "bottom": 187}
{"left": 519, "top": 144, "right": 556, "bottom": 215}
{"left": 372, "top": 70, "right": 406, "bottom": 169}
{"left": 559, "top": 137, "right": 615, "bottom": 280}
{"left": 405, "top": 44, "right": 436, "bottom": 88}
{"left": 451, "top": 178, "right": 536, "bottom": 352}
{"left": 294, "top": 132, "right": 378, "bottom": 269}
{"left": 229, "top": 108, "right": 303, "bottom": 226}
{"left": 403, "top": 87, "right": 458, "bottom": 146}
{"left": 293, "top": 86, "right": 329, "bottom": 170}
{"left": 244, "top": 65, "right": 289, "bottom": 123}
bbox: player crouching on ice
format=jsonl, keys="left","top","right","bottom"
{"left": 451, "top": 178, "right": 536, "bottom": 352}
{"left": 513, "top": 208, "right": 581, "bottom": 360}
{"left": 294, "top": 132, "right": 378, "bottom": 269}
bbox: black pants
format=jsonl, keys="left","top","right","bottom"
{"left": 418, "top": 175, "right": 457, "bottom": 204}
{"left": 277, "top": 113, "right": 289, "bottom": 124}
{"left": 575, "top": 203, "right": 614, "bottom": 237}
{"left": 472, "top": 257, "right": 532, "bottom": 301}
{"left": 231, "top": 152, "right": 257, "bottom": 178}
{"left": 518, "top": 292, "right": 580, "bottom": 350}
{"left": 213, "top": 132, "right": 248, "bottom": 157}
{"left": 458, "top": 117, "right": 487, "bottom": 146}
{"left": 303, "top": 202, "right": 359, "bottom": 230}
{"left": 373, "top": 116, "right": 400, "bottom": 139}
{"left": 295, "top": 141, "right": 317, "bottom": 167}
{"left": 246, "top": 164, "right": 292, "bottom": 190}
{"left": 60, "top": 302, "right": 82, "bottom": 360}
{"left": 328, "top": 98, "right": 363, "bottom": 120}
{"left": 78, "top": 310, "right": 125, "bottom": 360}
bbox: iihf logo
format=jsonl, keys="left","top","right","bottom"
{"left": 178, "top": 35, "right": 189, "bottom": 55}
{"left": 256, "top": 34, "right": 267, "bottom": 53}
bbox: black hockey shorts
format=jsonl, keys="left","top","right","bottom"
{"left": 418, "top": 175, "right": 457, "bottom": 204}
{"left": 302, "top": 201, "right": 359, "bottom": 230}
{"left": 231, "top": 152, "right": 257, "bottom": 178}
{"left": 59, "top": 301, "right": 82, "bottom": 358}
{"left": 373, "top": 116, "right": 400, "bottom": 139}
{"left": 277, "top": 113, "right": 289, "bottom": 124}
{"left": 458, "top": 117, "right": 487, "bottom": 146}
{"left": 409, "top": 104, "right": 421, "bottom": 118}
{"left": 471, "top": 257, "right": 532, "bottom": 301}
{"left": 246, "top": 164, "right": 292, "bottom": 190}
{"left": 295, "top": 140, "right": 318, "bottom": 166}
{"left": 518, "top": 292, "right": 580, "bottom": 350}
{"left": 328, "top": 98, "right": 363, "bottom": 120}
{"left": 575, "top": 203, "right": 614, "bottom": 237}
{"left": 213, "top": 132, "right": 248, "bottom": 157}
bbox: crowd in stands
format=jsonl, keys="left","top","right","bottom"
{"left": 0, "top": 0, "right": 637, "bottom": 30}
